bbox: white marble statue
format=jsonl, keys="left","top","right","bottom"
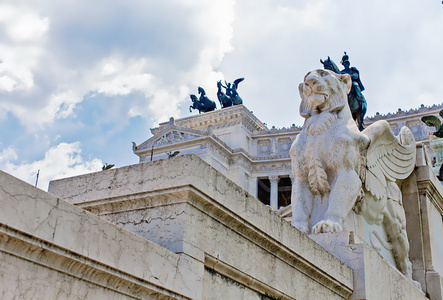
{"left": 290, "top": 69, "right": 417, "bottom": 282}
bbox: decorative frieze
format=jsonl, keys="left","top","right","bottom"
{"left": 257, "top": 137, "right": 293, "bottom": 157}
{"left": 255, "top": 163, "right": 292, "bottom": 173}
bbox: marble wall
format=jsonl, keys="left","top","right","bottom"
{"left": 48, "top": 155, "right": 355, "bottom": 299}
{"left": 0, "top": 170, "right": 202, "bottom": 300}
{"left": 0, "top": 152, "right": 437, "bottom": 299}
{"left": 48, "top": 154, "right": 429, "bottom": 299}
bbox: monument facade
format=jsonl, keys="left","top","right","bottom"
{"left": 133, "top": 102, "right": 443, "bottom": 213}
{"left": 1, "top": 68, "right": 442, "bottom": 298}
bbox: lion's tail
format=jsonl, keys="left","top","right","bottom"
{"left": 308, "top": 156, "right": 330, "bottom": 195}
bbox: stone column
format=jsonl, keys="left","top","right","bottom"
{"left": 289, "top": 174, "right": 295, "bottom": 203}
{"left": 269, "top": 175, "right": 280, "bottom": 210}
{"left": 250, "top": 177, "right": 258, "bottom": 200}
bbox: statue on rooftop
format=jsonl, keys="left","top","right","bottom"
{"left": 321, "top": 53, "right": 367, "bottom": 131}
{"left": 421, "top": 109, "right": 443, "bottom": 180}
{"left": 217, "top": 80, "right": 233, "bottom": 108}
{"left": 217, "top": 78, "right": 244, "bottom": 107}
{"left": 421, "top": 109, "right": 443, "bottom": 138}
{"left": 189, "top": 87, "right": 217, "bottom": 114}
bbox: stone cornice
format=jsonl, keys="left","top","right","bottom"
{"left": 0, "top": 224, "right": 189, "bottom": 299}
{"left": 152, "top": 105, "right": 268, "bottom": 134}
{"left": 252, "top": 125, "right": 302, "bottom": 137}
{"left": 365, "top": 103, "right": 443, "bottom": 123}
{"left": 254, "top": 155, "right": 291, "bottom": 161}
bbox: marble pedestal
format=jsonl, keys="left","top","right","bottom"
{"left": 311, "top": 232, "right": 426, "bottom": 300}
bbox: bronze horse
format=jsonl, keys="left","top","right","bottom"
{"left": 320, "top": 57, "right": 367, "bottom": 131}
{"left": 189, "top": 87, "right": 216, "bottom": 114}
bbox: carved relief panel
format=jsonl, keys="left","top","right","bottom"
{"left": 278, "top": 138, "right": 292, "bottom": 154}
{"left": 258, "top": 140, "right": 271, "bottom": 156}
{"left": 257, "top": 137, "right": 293, "bottom": 156}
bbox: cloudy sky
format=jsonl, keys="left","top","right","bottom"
{"left": 1, "top": 0, "right": 442, "bottom": 190}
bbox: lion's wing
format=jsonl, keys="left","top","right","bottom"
{"left": 362, "top": 120, "right": 416, "bottom": 200}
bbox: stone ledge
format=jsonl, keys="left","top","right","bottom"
{"left": 60, "top": 182, "right": 354, "bottom": 298}
{"left": 0, "top": 170, "right": 202, "bottom": 299}
{"left": 205, "top": 253, "right": 293, "bottom": 300}
{"left": 49, "top": 154, "right": 354, "bottom": 299}
{"left": 0, "top": 224, "right": 191, "bottom": 300}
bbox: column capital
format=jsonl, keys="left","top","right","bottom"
{"left": 269, "top": 175, "right": 280, "bottom": 184}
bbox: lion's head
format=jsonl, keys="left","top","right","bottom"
{"left": 299, "top": 69, "right": 352, "bottom": 119}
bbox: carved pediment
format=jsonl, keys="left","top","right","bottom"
{"left": 152, "top": 131, "right": 202, "bottom": 147}
{"left": 135, "top": 127, "right": 207, "bottom": 153}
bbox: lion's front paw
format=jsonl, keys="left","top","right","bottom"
{"left": 312, "top": 220, "right": 343, "bottom": 234}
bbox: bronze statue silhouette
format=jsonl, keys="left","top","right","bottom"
{"left": 189, "top": 87, "right": 216, "bottom": 114}
{"left": 320, "top": 56, "right": 340, "bottom": 73}
{"left": 217, "top": 80, "right": 232, "bottom": 108}
{"left": 421, "top": 109, "right": 443, "bottom": 180}
{"left": 321, "top": 53, "right": 367, "bottom": 131}
{"left": 221, "top": 78, "right": 244, "bottom": 106}
{"left": 421, "top": 110, "right": 443, "bottom": 138}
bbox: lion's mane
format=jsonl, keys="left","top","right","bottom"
{"left": 298, "top": 70, "right": 352, "bottom": 136}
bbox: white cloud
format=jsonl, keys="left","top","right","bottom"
{"left": 198, "top": 0, "right": 235, "bottom": 62}
{"left": 0, "top": 4, "right": 49, "bottom": 93}
{"left": 148, "top": 86, "right": 188, "bottom": 124}
{"left": 0, "top": 146, "right": 18, "bottom": 163}
{"left": 0, "top": 45, "right": 40, "bottom": 92}
{"left": 0, "top": 4, "right": 49, "bottom": 42}
{"left": 1, "top": 90, "right": 84, "bottom": 130}
{"left": 93, "top": 58, "right": 154, "bottom": 96}
{"left": 46, "top": 91, "right": 83, "bottom": 120}
{"left": 85, "top": 0, "right": 238, "bottom": 125}
{"left": 0, "top": 0, "right": 240, "bottom": 131}
{"left": 0, "top": 75, "right": 17, "bottom": 92}
{"left": 277, "top": 1, "right": 332, "bottom": 31}
{"left": 1, "top": 142, "right": 103, "bottom": 191}
{"left": 1, "top": 0, "right": 441, "bottom": 181}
